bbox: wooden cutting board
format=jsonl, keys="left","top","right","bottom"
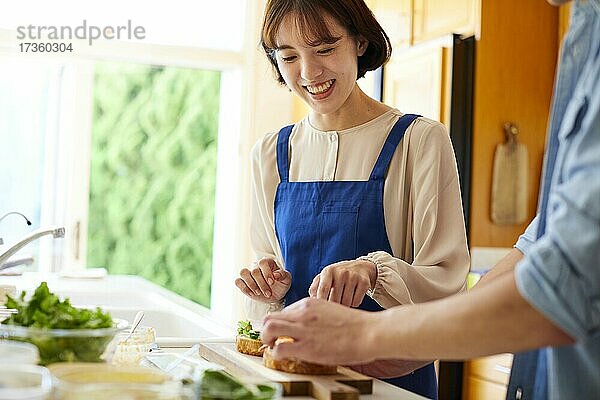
{"left": 491, "top": 122, "right": 529, "bottom": 225}
{"left": 199, "top": 343, "right": 372, "bottom": 400}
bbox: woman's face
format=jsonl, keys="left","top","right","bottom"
{"left": 273, "top": 13, "right": 367, "bottom": 116}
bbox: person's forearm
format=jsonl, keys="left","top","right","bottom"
{"left": 472, "top": 248, "right": 523, "bottom": 289}
{"left": 367, "top": 271, "right": 573, "bottom": 361}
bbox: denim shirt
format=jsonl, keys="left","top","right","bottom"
{"left": 513, "top": 1, "right": 600, "bottom": 399}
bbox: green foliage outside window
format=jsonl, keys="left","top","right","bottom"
{"left": 87, "top": 63, "right": 221, "bottom": 307}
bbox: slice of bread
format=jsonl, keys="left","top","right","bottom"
{"left": 236, "top": 335, "right": 264, "bottom": 356}
{"left": 262, "top": 337, "right": 337, "bottom": 375}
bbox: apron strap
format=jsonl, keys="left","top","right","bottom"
{"left": 369, "top": 114, "right": 420, "bottom": 181}
{"left": 276, "top": 124, "right": 294, "bottom": 183}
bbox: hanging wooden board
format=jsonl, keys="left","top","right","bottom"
{"left": 199, "top": 342, "right": 373, "bottom": 400}
{"left": 491, "top": 122, "right": 529, "bottom": 225}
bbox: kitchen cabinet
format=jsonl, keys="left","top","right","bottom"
{"left": 382, "top": 45, "right": 449, "bottom": 124}
{"left": 463, "top": 353, "right": 513, "bottom": 400}
{"left": 370, "top": 0, "right": 558, "bottom": 248}
{"left": 463, "top": 376, "right": 508, "bottom": 400}
{"left": 365, "top": 0, "right": 477, "bottom": 46}
{"left": 412, "top": 0, "right": 478, "bottom": 44}
{"left": 469, "top": 0, "right": 558, "bottom": 247}
{"left": 366, "top": 0, "right": 412, "bottom": 48}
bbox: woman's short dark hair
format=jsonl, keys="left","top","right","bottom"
{"left": 260, "top": 0, "right": 392, "bottom": 85}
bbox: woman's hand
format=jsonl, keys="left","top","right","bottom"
{"left": 309, "top": 259, "right": 377, "bottom": 307}
{"left": 235, "top": 258, "right": 291, "bottom": 303}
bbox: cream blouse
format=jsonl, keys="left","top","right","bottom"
{"left": 247, "top": 109, "right": 470, "bottom": 317}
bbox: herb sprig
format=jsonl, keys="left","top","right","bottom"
{"left": 237, "top": 320, "right": 260, "bottom": 340}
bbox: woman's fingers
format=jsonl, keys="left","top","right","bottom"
{"left": 277, "top": 268, "right": 292, "bottom": 285}
{"left": 340, "top": 279, "right": 356, "bottom": 307}
{"left": 316, "top": 268, "right": 333, "bottom": 300}
{"left": 312, "top": 261, "right": 373, "bottom": 306}
{"left": 251, "top": 266, "right": 272, "bottom": 298}
{"left": 308, "top": 275, "right": 320, "bottom": 297}
{"left": 238, "top": 264, "right": 272, "bottom": 299}
{"left": 236, "top": 258, "right": 292, "bottom": 302}
{"left": 235, "top": 277, "right": 263, "bottom": 301}
{"left": 352, "top": 280, "right": 370, "bottom": 307}
{"left": 239, "top": 268, "right": 261, "bottom": 296}
{"left": 234, "top": 277, "right": 252, "bottom": 297}
{"left": 328, "top": 284, "right": 343, "bottom": 304}
{"left": 259, "top": 258, "right": 277, "bottom": 286}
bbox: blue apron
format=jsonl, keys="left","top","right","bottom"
{"left": 274, "top": 114, "right": 438, "bottom": 399}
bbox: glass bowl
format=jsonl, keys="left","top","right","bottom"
{"left": 49, "top": 363, "right": 193, "bottom": 400}
{"left": 0, "top": 364, "right": 52, "bottom": 400}
{"left": 0, "top": 319, "right": 127, "bottom": 365}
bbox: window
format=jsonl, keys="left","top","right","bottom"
{"left": 0, "top": 0, "right": 294, "bottom": 324}
{"left": 0, "top": 60, "right": 62, "bottom": 266}
{"left": 87, "top": 63, "right": 220, "bottom": 307}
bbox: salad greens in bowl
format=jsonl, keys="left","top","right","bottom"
{"left": 0, "top": 282, "right": 126, "bottom": 365}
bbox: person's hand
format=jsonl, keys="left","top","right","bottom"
{"left": 235, "top": 258, "right": 291, "bottom": 303}
{"left": 348, "top": 360, "right": 431, "bottom": 378}
{"left": 261, "top": 297, "right": 378, "bottom": 365}
{"left": 308, "top": 259, "right": 376, "bottom": 307}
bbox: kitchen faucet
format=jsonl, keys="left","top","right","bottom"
{"left": 0, "top": 211, "right": 32, "bottom": 245}
{"left": 0, "top": 227, "right": 65, "bottom": 271}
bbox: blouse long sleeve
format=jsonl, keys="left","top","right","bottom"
{"left": 368, "top": 123, "right": 470, "bottom": 308}
{"left": 245, "top": 133, "right": 285, "bottom": 319}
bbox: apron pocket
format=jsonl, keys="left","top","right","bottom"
{"left": 319, "top": 204, "right": 360, "bottom": 268}
{"left": 274, "top": 199, "right": 318, "bottom": 266}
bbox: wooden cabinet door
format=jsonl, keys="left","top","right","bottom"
{"left": 365, "top": 0, "right": 412, "bottom": 48}
{"left": 463, "top": 376, "right": 508, "bottom": 400}
{"left": 469, "top": 353, "right": 513, "bottom": 386}
{"left": 413, "top": 0, "right": 477, "bottom": 43}
{"left": 382, "top": 45, "right": 449, "bottom": 124}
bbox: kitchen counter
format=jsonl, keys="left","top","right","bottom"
{"left": 1, "top": 273, "right": 427, "bottom": 399}
{"left": 0, "top": 272, "right": 231, "bottom": 339}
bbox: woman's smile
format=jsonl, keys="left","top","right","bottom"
{"left": 304, "top": 79, "right": 336, "bottom": 100}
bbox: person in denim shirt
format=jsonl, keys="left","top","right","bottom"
{"left": 261, "top": 1, "right": 600, "bottom": 399}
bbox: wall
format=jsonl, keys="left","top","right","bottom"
{"left": 469, "top": 0, "right": 558, "bottom": 247}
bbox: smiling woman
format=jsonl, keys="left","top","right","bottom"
{"left": 235, "top": 0, "right": 470, "bottom": 398}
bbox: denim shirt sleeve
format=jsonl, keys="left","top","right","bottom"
{"left": 515, "top": 51, "right": 600, "bottom": 342}
{"left": 514, "top": 215, "right": 539, "bottom": 255}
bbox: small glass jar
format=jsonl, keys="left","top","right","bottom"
{"left": 111, "top": 325, "right": 158, "bottom": 366}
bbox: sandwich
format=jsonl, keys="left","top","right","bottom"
{"left": 263, "top": 336, "right": 338, "bottom": 375}
{"left": 236, "top": 320, "right": 264, "bottom": 356}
